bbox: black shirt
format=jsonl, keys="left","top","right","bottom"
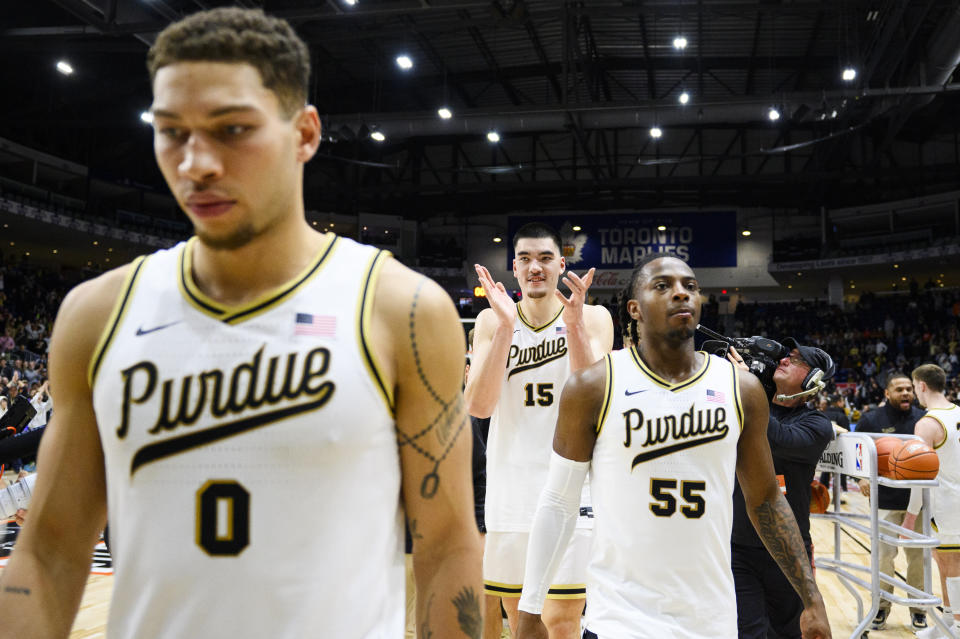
{"left": 853, "top": 402, "right": 925, "bottom": 510}
{"left": 824, "top": 406, "right": 850, "bottom": 431}
{"left": 732, "top": 404, "right": 834, "bottom": 547}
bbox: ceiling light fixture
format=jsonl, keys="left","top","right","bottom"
{"left": 673, "top": 36, "right": 688, "bottom": 50}
{"left": 395, "top": 55, "right": 413, "bottom": 70}
{"left": 841, "top": 68, "right": 857, "bottom": 82}
{"left": 370, "top": 130, "right": 386, "bottom": 142}
{"left": 56, "top": 60, "right": 74, "bottom": 75}
{"left": 437, "top": 107, "right": 452, "bottom": 119}
{"left": 650, "top": 126, "right": 663, "bottom": 139}
{"left": 487, "top": 131, "right": 500, "bottom": 143}
{"left": 741, "top": 229, "right": 752, "bottom": 237}
{"left": 678, "top": 91, "right": 690, "bottom": 105}
{"left": 493, "top": 236, "right": 502, "bottom": 243}
{"left": 140, "top": 111, "right": 154, "bottom": 124}
{"left": 572, "top": 226, "right": 582, "bottom": 231}
{"left": 657, "top": 225, "right": 667, "bottom": 231}
{"left": 768, "top": 107, "right": 781, "bottom": 121}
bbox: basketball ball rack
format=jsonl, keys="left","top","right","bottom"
{"left": 815, "top": 431, "right": 956, "bottom": 639}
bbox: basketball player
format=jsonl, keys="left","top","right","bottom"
{"left": 515, "top": 255, "right": 831, "bottom": 639}
{"left": 466, "top": 222, "right": 613, "bottom": 638}
{"left": 0, "top": 8, "right": 482, "bottom": 638}
{"left": 902, "top": 364, "right": 960, "bottom": 639}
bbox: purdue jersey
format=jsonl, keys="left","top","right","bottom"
{"left": 90, "top": 235, "right": 401, "bottom": 639}
{"left": 927, "top": 405, "right": 960, "bottom": 540}
{"left": 485, "top": 306, "right": 591, "bottom": 532}
{"left": 587, "top": 348, "right": 742, "bottom": 638}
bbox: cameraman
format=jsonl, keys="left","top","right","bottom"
{"left": 729, "top": 338, "right": 835, "bottom": 639}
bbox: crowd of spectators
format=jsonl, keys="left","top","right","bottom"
{"left": 0, "top": 256, "right": 67, "bottom": 460}
{"left": 731, "top": 286, "right": 960, "bottom": 415}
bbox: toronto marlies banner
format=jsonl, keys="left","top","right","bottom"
{"left": 507, "top": 211, "right": 737, "bottom": 270}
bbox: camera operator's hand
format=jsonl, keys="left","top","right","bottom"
{"left": 857, "top": 479, "right": 870, "bottom": 497}
{"left": 727, "top": 346, "right": 750, "bottom": 372}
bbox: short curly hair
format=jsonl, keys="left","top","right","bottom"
{"left": 147, "top": 7, "right": 310, "bottom": 117}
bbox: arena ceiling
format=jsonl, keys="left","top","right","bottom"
{"left": 3, "top": 0, "right": 960, "bottom": 221}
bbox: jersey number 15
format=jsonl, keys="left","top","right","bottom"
{"left": 523, "top": 382, "right": 554, "bottom": 407}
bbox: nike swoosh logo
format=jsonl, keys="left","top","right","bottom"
{"left": 514, "top": 329, "right": 521, "bottom": 334}
{"left": 136, "top": 321, "right": 182, "bottom": 336}
{"left": 625, "top": 389, "right": 648, "bottom": 396}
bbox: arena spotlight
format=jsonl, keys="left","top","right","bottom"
{"left": 343, "top": 0, "right": 358, "bottom": 5}
{"left": 437, "top": 107, "right": 453, "bottom": 120}
{"left": 572, "top": 226, "right": 582, "bottom": 231}
{"left": 767, "top": 107, "right": 781, "bottom": 121}
{"left": 487, "top": 131, "right": 500, "bottom": 143}
{"left": 741, "top": 229, "right": 752, "bottom": 236}
{"left": 678, "top": 91, "right": 690, "bottom": 105}
{"left": 673, "top": 36, "right": 688, "bottom": 50}
{"left": 492, "top": 236, "right": 502, "bottom": 243}
{"left": 395, "top": 55, "right": 413, "bottom": 70}
{"left": 650, "top": 126, "right": 663, "bottom": 139}
{"left": 140, "top": 111, "right": 154, "bottom": 124}
{"left": 841, "top": 68, "right": 857, "bottom": 82}
{"left": 370, "top": 130, "right": 386, "bottom": 142}
{"left": 56, "top": 60, "right": 74, "bottom": 75}
{"left": 657, "top": 225, "right": 667, "bottom": 231}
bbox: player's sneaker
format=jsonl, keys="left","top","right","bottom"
{"left": 870, "top": 608, "right": 888, "bottom": 630}
{"left": 913, "top": 613, "right": 929, "bottom": 630}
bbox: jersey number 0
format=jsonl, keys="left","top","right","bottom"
{"left": 196, "top": 480, "right": 250, "bottom": 556}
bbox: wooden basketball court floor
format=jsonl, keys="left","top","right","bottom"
{"left": 0, "top": 474, "right": 944, "bottom": 639}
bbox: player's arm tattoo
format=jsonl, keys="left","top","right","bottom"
{"left": 408, "top": 518, "right": 424, "bottom": 541}
{"left": 452, "top": 586, "right": 482, "bottom": 639}
{"left": 396, "top": 278, "right": 469, "bottom": 499}
{"left": 419, "top": 593, "right": 435, "bottom": 639}
{"left": 751, "top": 495, "right": 819, "bottom": 606}
{"left": 2, "top": 585, "right": 31, "bottom": 596}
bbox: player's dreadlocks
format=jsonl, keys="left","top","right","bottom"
{"left": 617, "top": 253, "right": 676, "bottom": 348}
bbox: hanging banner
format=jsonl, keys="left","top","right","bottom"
{"left": 507, "top": 212, "right": 737, "bottom": 269}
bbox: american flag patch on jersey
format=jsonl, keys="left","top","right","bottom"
{"left": 706, "top": 389, "right": 725, "bottom": 403}
{"left": 555, "top": 326, "right": 567, "bottom": 335}
{"left": 295, "top": 313, "right": 337, "bottom": 337}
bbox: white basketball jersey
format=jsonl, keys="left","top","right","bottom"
{"left": 485, "top": 305, "right": 591, "bottom": 532}
{"left": 587, "top": 348, "right": 742, "bottom": 638}
{"left": 927, "top": 404, "right": 960, "bottom": 535}
{"left": 90, "top": 235, "right": 402, "bottom": 639}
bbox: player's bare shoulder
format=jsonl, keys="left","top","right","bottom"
{"left": 373, "top": 257, "right": 460, "bottom": 329}
{"left": 584, "top": 302, "right": 613, "bottom": 328}
{"left": 54, "top": 261, "right": 144, "bottom": 372}
{"left": 369, "top": 257, "right": 465, "bottom": 381}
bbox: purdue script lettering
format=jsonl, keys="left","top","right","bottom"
{"left": 118, "top": 345, "right": 333, "bottom": 439}
{"left": 506, "top": 337, "right": 567, "bottom": 378}
{"left": 623, "top": 404, "right": 729, "bottom": 467}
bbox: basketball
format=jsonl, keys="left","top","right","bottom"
{"left": 889, "top": 440, "right": 939, "bottom": 481}
{"left": 875, "top": 436, "right": 903, "bottom": 477}
{"left": 810, "top": 480, "right": 830, "bottom": 514}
